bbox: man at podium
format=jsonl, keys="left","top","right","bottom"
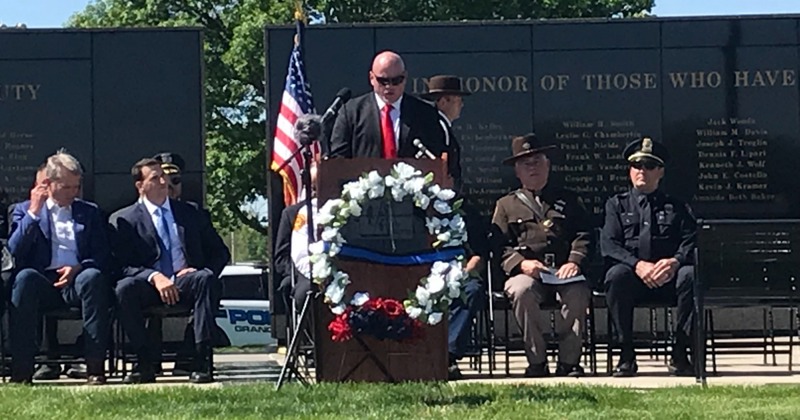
{"left": 328, "top": 51, "right": 445, "bottom": 159}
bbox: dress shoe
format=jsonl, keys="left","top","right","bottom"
{"left": 668, "top": 358, "right": 695, "bottom": 377}
{"left": 86, "top": 375, "right": 107, "bottom": 386}
{"left": 612, "top": 360, "right": 638, "bottom": 377}
{"left": 65, "top": 364, "right": 87, "bottom": 380}
{"left": 447, "top": 364, "right": 464, "bottom": 381}
{"left": 523, "top": 362, "right": 550, "bottom": 378}
{"left": 555, "top": 363, "right": 585, "bottom": 378}
{"left": 32, "top": 363, "right": 61, "bottom": 380}
{"left": 9, "top": 375, "right": 33, "bottom": 385}
{"left": 189, "top": 342, "right": 214, "bottom": 383}
{"left": 189, "top": 371, "right": 213, "bottom": 384}
{"left": 123, "top": 365, "right": 156, "bottom": 384}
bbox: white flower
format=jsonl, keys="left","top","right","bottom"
{"left": 446, "top": 267, "right": 462, "bottom": 284}
{"left": 448, "top": 214, "right": 465, "bottom": 232}
{"left": 348, "top": 200, "right": 362, "bottom": 217}
{"left": 407, "top": 306, "right": 423, "bottom": 319}
{"left": 316, "top": 211, "right": 335, "bottom": 226}
{"left": 433, "top": 200, "right": 452, "bottom": 214}
{"left": 431, "top": 261, "right": 450, "bottom": 275}
{"left": 337, "top": 202, "right": 353, "bottom": 219}
{"left": 426, "top": 274, "right": 445, "bottom": 295}
{"left": 351, "top": 292, "right": 370, "bottom": 306}
{"left": 436, "top": 188, "right": 456, "bottom": 201}
{"left": 414, "top": 193, "right": 430, "bottom": 210}
{"left": 331, "top": 304, "right": 346, "bottom": 315}
{"left": 342, "top": 181, "right": 366, "bottom": 201}
{"left": 427, "top": 312, "right": 443, "bottom": 325}
{"left": 312, "top": 258, "right": 331, "bottom": 279}
{"left": 426, "top": 217, "right": 441, "bottom": 234}
{"left": 309, "top": 240, "right": 325, "bottom": 256}
{"left": 448, "top": 284, "right": 461, "bottom": 299}
{"left": 385, "top": 175, "right": 398, "bottom": 187}
{"left": 403, "top": 177, "right": 425, "bottom": 194}
{"left": 321, "top": 227, "right": 340, "bottom": 242}
{"left": 415, "top": 286, "right": 430, "bottom": 307}
{"left": 368, "top": 183, "right": 385, "bottom": 199}
{"left": 327, "top": 242, "right": 341, "bottom": 257}
{"left": 367, "top": 170, "right": 383, "bottom": 185}
{"left": 428, "top": 184, "right": 441, "bottom": 196}
{"left": 324, "top": 279, "right": 346, "bottom": 304}
{"left": 332, "top": 270, "right": 351, "bottom": 286}
{"left": 391, "top": 185, "right": 408, "bottom": 202}
{"left": 436, "top": 231, "right": 452, "bottom": 243}
{"left": 393, "top": 162, "right": 419, "bottom": 180}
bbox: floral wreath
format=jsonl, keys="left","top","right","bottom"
{"left": 309, "top": 162, "right": 468, "bottom": 342}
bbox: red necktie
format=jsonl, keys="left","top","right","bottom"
{"left": 381, "top": 104, "right": 397, "bottom": 159}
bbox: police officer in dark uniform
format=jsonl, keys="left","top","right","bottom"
{"left": 421, "top": 75, "right": 468, "bottom": 191}
{"left": 491, "top": 134, "right": 592, "bottom": 377}
{"left": 153, "top": 152, "right": 186, "bottom": 201}
{"left": 601, "top": 137, "right": 696, "bottom": 377}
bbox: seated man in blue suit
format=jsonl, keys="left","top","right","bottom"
{"left": 7, "top": 151, "right": 111, "bottom": 384}
{"left": 110, "top": 158, "right": 230, "bottom": 384}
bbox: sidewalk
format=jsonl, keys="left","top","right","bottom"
{"left": 12, "top": 343, "right": 800, "bottom": 388}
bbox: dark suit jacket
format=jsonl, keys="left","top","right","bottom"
{"left": 329, "top": 93, "right": 446, "bottom": 159}
{"left": 109, "top": 199, "right": 230, "bottom": 283}
{"left": 274, "top": 201, "right": 305, "bottom": 291}
{"left": 8, "top": 199, "right": 111, "bottom": 273}
{"left": 437, "top": 111, "right": 463, "bottom": 192}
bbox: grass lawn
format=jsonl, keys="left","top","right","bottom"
{"left": 1, "top": 382, "right": 799, "bottom": 419}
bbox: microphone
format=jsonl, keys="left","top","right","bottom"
{"left": 413, "top": 138, "right": 436, "bottom": 160}
{"left": 294, "top": 114, "right": 322, "bottom": 146}
{"left": 320, "top": 87, "right": 352, "bottom": 124}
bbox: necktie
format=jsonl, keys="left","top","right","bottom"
{"left": 156, "top": 207, "right": 175, "bottom": 277}
{"left": 381, "top": 104, "right": 397, "bottom": 158}
{"left": 638, "top": 195, "right": 652, "bottom": 260}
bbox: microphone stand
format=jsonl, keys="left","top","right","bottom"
{"left": 276, "top": 136, "right": 318, "bottom": 390}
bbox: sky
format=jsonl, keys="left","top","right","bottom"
{"left": 2, "top": 0, "right": 800, "bottom": 28}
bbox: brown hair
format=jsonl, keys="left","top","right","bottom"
{"left": 131, "top": 158, "right": 161, "bottom": 183}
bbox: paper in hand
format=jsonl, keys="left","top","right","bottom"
{"left": 540, "top": 268, "right": 586, "bottom": 285}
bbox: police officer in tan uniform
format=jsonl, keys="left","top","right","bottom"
{"left": 491, "top": 133, "right": 591, "bottom": 377}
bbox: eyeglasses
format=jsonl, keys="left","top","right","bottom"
{"left": 630, "top": 161, "right": 660, "bottom": 171}
{"left": 170, "top": 176, "right": 182, "bottom": 186}
{"left": 375, "top": 75, "right": 406, "bottom": 86}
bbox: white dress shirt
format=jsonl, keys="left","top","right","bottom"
{"left": 374, "top": 93, "right": 403, "bottom": 149}
{"left": 291, "top": 198, "right": 318, "bottom": 279}
{"left": 141, "top": 197, "right": 188, "bottom": 277}
{"left": 44, "top": 198, "right": 79, "bottom": 270}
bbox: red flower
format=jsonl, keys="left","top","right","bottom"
{"left": 382, "top": 299, "right": 406, "bottom": 319}
{"left": 328, "top": 312, "right": 353, "bottom": 342}
{"left": 362, "top": 297, "right": 384, "bottom": 312}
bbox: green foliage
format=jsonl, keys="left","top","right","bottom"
{"left": 67, "top": 0, "right": 655, "bottom": 236}
{"left": 222, "top": 223, "right": 269, "bottom": 263}
{"left": 3, "top": 382, "right": 800, "bottom": 419}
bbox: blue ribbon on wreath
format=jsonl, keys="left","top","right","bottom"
{"left": 323, "top": 243, "right": 464, "bottom": 266}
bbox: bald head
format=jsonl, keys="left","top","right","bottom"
{"left": 369, "top": 50, "right": 407, "bottom": 104}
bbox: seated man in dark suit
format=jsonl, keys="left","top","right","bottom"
{"left": 110, "top": 158, "right": 230, "bottom": 384}
{"left": 329, "top": 50, "right": 446, "bottom": 159}
{"left": 7, "top": 151, "right": 112, "bottom": 384}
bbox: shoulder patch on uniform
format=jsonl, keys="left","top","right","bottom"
{"left": 292, "top": 213, "right": 307, "bottom": 231}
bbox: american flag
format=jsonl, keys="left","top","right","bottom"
{"left": 270, "top": 33, "right": 316, "bottom": 206}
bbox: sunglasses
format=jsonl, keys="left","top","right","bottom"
{"left": 375, "top": 75, "right": 406, "bottom": 86}
{"left": 630, "top": 161, "right": 661, "bottom": 171}
{"left": 169, "top": 176, "right": 182, "bottom": 186}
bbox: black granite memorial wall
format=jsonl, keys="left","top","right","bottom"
{"left": 0, "top": 28, "right": 204, "bottom": 236}
{"left": 266, "top": 16, "right": 800, "bottom": 223}
{"left": 265, "top": 16, "right": 800, "bottom": 335}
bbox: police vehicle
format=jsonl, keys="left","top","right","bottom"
{"left": 215, "top": 263, "right": 276, "bottom": 347}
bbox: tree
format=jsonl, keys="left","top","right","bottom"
{"left": 68, "top": 0, "right": 654, "bottom": 235}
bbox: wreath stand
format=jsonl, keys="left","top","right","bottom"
{"left": 314, "top": 157, "right": 452, "bottom": 382}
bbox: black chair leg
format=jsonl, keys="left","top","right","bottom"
{"left": 769, "top": 308, "right": 777, "bottom": 366}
